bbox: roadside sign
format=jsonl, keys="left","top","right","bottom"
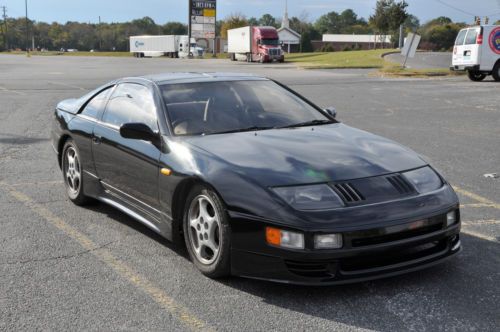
{"left": 190, "top": 0, "right": 216, "bottom": 39}
{"left": 401, "top": 33, "right": 421, "bottom": 58}
{"left": 401, "top": 32, "right": 421, "bottom": 68}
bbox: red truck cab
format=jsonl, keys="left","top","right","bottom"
{"left": 252, "top": 26, "right": 285, "bottom": 63}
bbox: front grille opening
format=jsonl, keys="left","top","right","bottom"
{"left": 387, "top": 174, "right": 414, "bottom": 194}
{"left": 351, "top": 223, "right": 443, "bottom": 247}
{"left": 341, "top": 240, "right": 447, "bottom": 272}
{"left": 333, "top": 183, "right": 365, "bottom": 203}
{"left": 285, "top": 260, "right": 336, "bottom": 279}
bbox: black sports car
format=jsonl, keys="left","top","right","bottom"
{"left": 51, "top": 73, "right": 461, "bottom": 285}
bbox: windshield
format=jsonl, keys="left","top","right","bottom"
{"left": 160, "top": 80, "right": 332, "bottom": 136}
{"left": 261, "top": 39, "right": 280, "bottom": 46}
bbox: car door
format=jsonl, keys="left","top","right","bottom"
{"left": 92, "top": 82, "right": 162, "bottom": 222}
{"left": 453, "top": 29, "right": 468, "bottom": 65}
{"left": 69, "top": 86, "right": 114, "bottom": 179}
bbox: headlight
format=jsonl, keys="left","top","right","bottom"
{"left": 272, "top": 184, "right": 344, "bottom": 210}
{"left": 403, "top": 167, "right": 443, "bottom": 193}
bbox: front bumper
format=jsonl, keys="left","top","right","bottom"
{"left": 229, "top": 208, "right": 461, "bottom": 285}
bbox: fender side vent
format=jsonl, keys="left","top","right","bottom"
{"left": 333, "top": 183, "right": 365, "bottom": 203}
{"left": 387, "top": 174, "right": 414, "bottom": 194}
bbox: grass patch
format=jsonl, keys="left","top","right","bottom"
{"left": 285, "top": 49, "right": 397, "bottom": 69}
{"left": 378, "top": 61, "right": 465, "bottom": 78}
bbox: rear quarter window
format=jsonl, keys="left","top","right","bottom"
{"left": 455, "top": 29, "right": 467, "bottom": 45}
{"left": 464, "top": 29, "right": 479, "bottom": 45}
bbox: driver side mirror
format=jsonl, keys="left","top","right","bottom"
{"left": 324, "top": 107, "right": 337, "bottom": 119}
{"left": 120, "top": 123, "right": 159, "bottom": 143}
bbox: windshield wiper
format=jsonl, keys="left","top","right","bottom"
{"left": 209, "top": 126, "right": 276, "bottom": 135}
{"left": 280, "top": 119, "right": 334, "bottom": 129}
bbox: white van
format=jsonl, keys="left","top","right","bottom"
{"left": 451, "top": 25, "right": 500, "bottom": 81}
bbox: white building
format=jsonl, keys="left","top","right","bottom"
{"left": 322, "top": 34, "right": 392, "bottom": 44}
{"left": 277, "top": 1, "right": 301, "bottom": 53}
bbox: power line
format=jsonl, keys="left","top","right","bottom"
{"left": 434, "top": 0, "right": 478, "bottom": 17}
{"left": 434, "top": 0, "right": 500, "bottom": 18}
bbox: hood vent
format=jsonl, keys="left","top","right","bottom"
{"left": 386, "top": 174, "right": 414, "bottom": 194}
{"left": 333, "top": 183, "right": 365, "bottom": 203}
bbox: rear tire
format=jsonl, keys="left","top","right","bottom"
{"left": 61, "top": 139, "right": 91, "bottom": 206}
{"left": 467, "top": 70, "right": 486, "bottom": 82}
{"left": 183, "top": 184, "right": 231, "bottom": 278}
{"left": 492, "top": 62, "right": 500, "bottom": 82}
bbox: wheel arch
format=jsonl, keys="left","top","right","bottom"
{"left": 170, "top": 176, "right": 226, "bottom": 243}
{"left": 57, "top": 134, "right": 72, "bottom": 169}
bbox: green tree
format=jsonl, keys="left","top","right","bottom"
{"left": 418, "top": 17, "right": 466, "bottom": 51}
{"left": 248, "top": 17, "right": 258, "bottom": 26}
{"left": 369, "top": 0, "right": 408, "bottom": 34}
{"left": 162, "top": 22, "right": 187, "bottom": 35}
{"left": 220, "top": 13, "right": 248, "bottom": 39}
{"left": 315, "top": 11, "right": 340, "bottom": 34}
{"left": 258, "top": 14, "right": 279, "bottom": 28}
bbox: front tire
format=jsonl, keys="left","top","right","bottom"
{"left": 183, "top": 185, "right": 231, "bottom": 278}
{"left": 61, "top": 139, "right": 91, "bottom": 206}
{"left": 467, "top": 70, "right": 486, "bottom": 82}
{"left": 492, "top": 62, "right": 500, "bottom": 82}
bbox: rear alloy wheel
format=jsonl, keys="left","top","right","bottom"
{"left": 467, "top": 70, "right": 486, "bottom": 82}
{"left": 62, "top": 139, "right": 90, "bottom": 206}
{"left": 183, "top": 185, "right": 230, "bottom": 278}
{"left": 492, "top": 62, "right": 500, "bottom": 82}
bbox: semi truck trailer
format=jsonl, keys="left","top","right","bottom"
{"left": 227, "top": 26, "right": 284, "bottom": 63}
{"left": 130, "top": 35, "right": 203, "bottom": 58}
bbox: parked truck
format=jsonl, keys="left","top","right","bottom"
{"left": 451, "top": 25, "right": 500, "bottom": 81}
{"left": 130, "top": 35, "right": 203, "bottom": 58}
{"left": 227, "top": 26, "right": 284, "bottom": 63}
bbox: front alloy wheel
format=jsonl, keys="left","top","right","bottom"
{"left": 62, "top": 139, "right": 90, "bottom": 205}
{"left": 184, "top": 185, "right": 230, "bottom": 278}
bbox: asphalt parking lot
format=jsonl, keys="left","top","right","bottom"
{"left": 0, "top": 54, "right": 499, "bottom": 331}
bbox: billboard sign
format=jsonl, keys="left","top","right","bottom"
{"left": 190, "top": 0, "right": 216, "bottom": 39}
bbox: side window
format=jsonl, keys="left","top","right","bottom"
{"left": 464, "top": 29, "right": 478, "bottom": 45}
{"left": 455, "top": 29, "right": 467, "bottom": 46}
{"left": 102, "top": 83, "right": 158, "bottom": 130}
{"left": 80, "top": 87, "right": 113, "bottom": 119}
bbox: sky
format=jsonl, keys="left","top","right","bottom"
{"left": 2, "top": 0, "right": 500, "bottom": 25}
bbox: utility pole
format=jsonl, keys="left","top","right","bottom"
{"left": 25, "top": 0, "right": 29, "bottom": 54}
{"left": 98, "top": 16, "right": 102, "bottom": 50}
{"left": 1, "top": 6, "right": 8, "bottom": 50}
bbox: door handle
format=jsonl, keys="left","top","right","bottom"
{"left": 92, "top": 135, "right": 102, "bottom": 144}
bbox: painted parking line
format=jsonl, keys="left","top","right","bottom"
{"left": 453, "top": 186, "right": 500, "bottom": 210}
{"left": 461, "top": 203, "right": 497, "bottom": 209}
{"left": 7, "top": 180, "right": 64, "bottom": 187}
{"left": 0, "top": 86, "right": 26, "bottom": 95}
{"left": 45, "top": 80, "right": 87, "bottom": 91}
{"left": 0, "top": 182, "right": 212, "bottom": 332}
{"left": 463, "top": 219, "right": 500, "bottom": 226}
{"left": 460, "top": 228, "right": 498, "bottom": 242}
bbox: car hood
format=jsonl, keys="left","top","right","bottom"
{"left": 183, "top": 123, "right": 426, "bottom": 186}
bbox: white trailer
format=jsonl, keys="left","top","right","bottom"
{"left": 130, "top": 35, "right": 203, "bottom": 58}
{"left": 228, "top": 26, "right": 252, "bottom": 55}
{"left": 451, "top": 25, "right": 500, "bottom": 81}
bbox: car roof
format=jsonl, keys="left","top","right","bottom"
{"left": 140, "top": 72, "right": 269, "bottom": 85}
